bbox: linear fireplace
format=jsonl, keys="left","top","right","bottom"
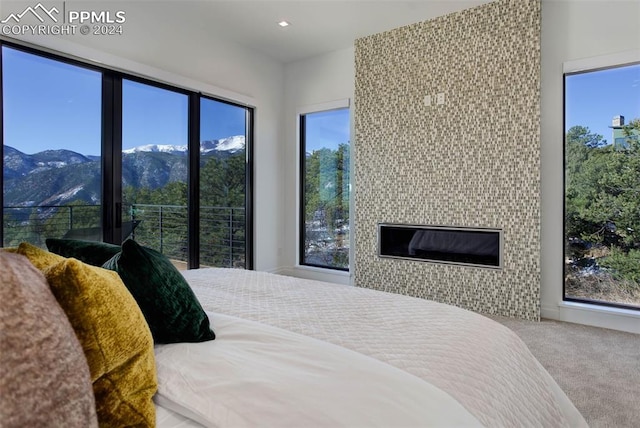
{"left": 378, "top": 224, "right": 503, "bottom": 269}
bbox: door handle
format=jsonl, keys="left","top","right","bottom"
{"left": 115, "top": 202, "right": 122, "bottom": 228}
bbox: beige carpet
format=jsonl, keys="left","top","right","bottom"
{"left": 490, "top": 316, "right": 640, "bottom": 427}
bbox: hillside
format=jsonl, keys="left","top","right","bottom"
{"left": 3, "top": 136, "right": 245, "bottom": 207}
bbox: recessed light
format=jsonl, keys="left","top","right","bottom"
{"left": 278, "top": 21, "right": 290, "bottom": 27}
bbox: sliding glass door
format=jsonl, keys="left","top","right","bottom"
{"left": 122, "top": 79, "right": 189, "bottom": 264}
{"left": 0, "top": 42, "right": 253, "bottom": 269}
{"left": 199, "top": 98, "right": 250, "bottom": 268}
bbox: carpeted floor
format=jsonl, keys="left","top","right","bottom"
{"left": 489, "top": 316, "right": 640, "bottom": 427}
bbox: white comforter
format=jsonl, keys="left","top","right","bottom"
{"left": 155, "top": 313, "right": 481, "bottom": 427}
{"left": 155, "top": 268, "right": 587, "bottom": 427}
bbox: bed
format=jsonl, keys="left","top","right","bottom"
{"left": 153, "top": 268, "right": 587, "bottom": 427}
{"left": 1, "top": 242, "right": 587, "bottom": 427}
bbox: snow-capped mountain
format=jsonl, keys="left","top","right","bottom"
{"left": 123, "top": 135, "right": 245, "bottom": 155}
{"left": 122, "top": 144, "right": 187, "bottom": 155}
{"left": 202, "top": 135, "right": 245, "bottom": 153}
{"left": 4, "top": 135, "right": 246, "bottom": 208}
{"left": 3, "top": 146, "right": 93, "bottom": 180}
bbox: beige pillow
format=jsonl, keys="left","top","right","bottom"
{"left": 0, "top": 252, "right": 98, "bottom": 427}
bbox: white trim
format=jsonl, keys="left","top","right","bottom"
{"left": 264, "top": 266, "right": 288, "bottom": 275}
{"left": 563, "top": 49, "right": 640, "bottom": 74}
{"left": 279, "top": 265, "right": 352, "bottom": 286}
{"left": 295, "top": 99, "right": 351, "bottom": 272}
{"left": 552, "top": 49, "right": 640, "bottom": 334}
{"left": 297, "top": 99, "right": 350, "bottom": 116}
{"left": 542, "top": 302, "right": 640, "bottom": 335}
{"left": 0, "top": 35, "right": 257, "bottom": 108}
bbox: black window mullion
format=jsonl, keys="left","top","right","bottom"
{"left": 298, "top": 114, "right": 307, "bottom": 267}
{"left": 101, "top": 74, "right": 113, "bottom": 244}
{"left": 101, "top": 73, "right": 122, "bottom": 245}
{"left": 188, "top": 93, "right": 200, "bottom": 269}
{"left": 245, "top": 108, "right": 254, "bottom": 270}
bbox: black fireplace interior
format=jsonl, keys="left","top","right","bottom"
{"left": 378, "top": 224, "right": 501, "bottom": 268}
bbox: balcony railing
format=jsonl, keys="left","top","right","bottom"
{"left": 3, "top": 203, "right": 246, "bottom": 268}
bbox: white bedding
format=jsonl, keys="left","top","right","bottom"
{"left": 155, "top": 313, "right": 481, "bottom": 427}
{"left": 155, "top": 268, "right": 587, "bottom": 427}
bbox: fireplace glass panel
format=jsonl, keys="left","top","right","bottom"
{"left": 378, "top": 224, "right": 502, "bottom": 268}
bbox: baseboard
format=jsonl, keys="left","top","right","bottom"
{"left": 264, "top": 266, "right": 288, "bottom": 275}
{"left": 270, "top": 265, "right": 351, "bottom": 285}
{"left": 540, "top": 304, "right": 560, "bottom": 320}
{"left": 542, "top": 301, "right": 640, "bottom": 334}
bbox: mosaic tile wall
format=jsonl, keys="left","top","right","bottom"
{"left": 354, "top": 0, "right": 541, "bottom": 320}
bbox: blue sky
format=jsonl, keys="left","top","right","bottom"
{"left": 2, "top": 44, "right": 348, "bottom": 156}
{"left": 565, "top": 63, "right": 640, "bottom": 143}
{"left": 2, "top": 46, "right": 102, "bottom": 155}
{"left": 2, "top": 46, "right": 246, "bottom": 156}
{"left": 304, "top": 108, "right": 350, "bottom": 153}
{"left": 3, "top": 45, "right": 636, "bottom": 156}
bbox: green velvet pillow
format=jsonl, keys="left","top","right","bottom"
{"left": 102, "top": 239, "right": 215, "bottom": 344}
{"left": 46, "top": 239, "right": 121, "bottom": 267}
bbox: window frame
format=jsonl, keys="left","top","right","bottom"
{"left": 297, "top": 99, "right": 351, "bottom": 272}
{"left": 562, "top": 52, "right": 640, "bottom": 311}
{"left": 198, "top": 94, "right": 254, "bottom": 270}
{"left": 0, "top": 40, "right": 254, "bottom": 270}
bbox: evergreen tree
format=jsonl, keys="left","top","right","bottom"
{"left": 565, "top": 120, "right": 640, "bottom": 290}
{"left": 303, "top": 143, "right": 350, "bottom": 268}
{"left": 200, "top": 153, "right": 246, "bottom": 267}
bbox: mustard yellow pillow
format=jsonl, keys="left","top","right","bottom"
{"left": 0, "top": 246, "right": 18, "bottom": 253}
{"left": 44, "top": 258, "right": 157, "bottom": 427}
{"left": 16, "top": 242, "right": 66, "bottom": 271}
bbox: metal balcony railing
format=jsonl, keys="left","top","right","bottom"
{"left": 3, "top": 203, "right": 246, "bottom": 268}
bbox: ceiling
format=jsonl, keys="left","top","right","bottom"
{"left": 186, "top": 0, "right": 492, "bottom": 63}
{"left": 51, "top": 0, "right": 492, "bottom": 64}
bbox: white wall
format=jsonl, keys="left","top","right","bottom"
{"left": 281, "top": 47, "right": 355, "bottom": 284}
{"left": 2, "top": 21, "right": 286, "bottom": 272}
{"left": 540, "top": 0, "right": 640, "bottom": 334}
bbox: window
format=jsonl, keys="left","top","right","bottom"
{"left": 564, "top": 61, "right": 640, "bottom": 310}
{"left": 122, "top": 79, "right": 189, "bottom": 263}
{"left": 1, "top": 42, "right": 253, "bottom": 269}
{"left": 200, "top": 98, "right": 250, "bottom": 268}
{"left": 299, "top": 107, "right": 350, "bottom": 270}
{"left": 2, "top": 46, "right": 102, "bottom": 247}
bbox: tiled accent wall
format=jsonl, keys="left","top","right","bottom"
{"left": 354, "top": 0, "right": 541, "bottom": 320}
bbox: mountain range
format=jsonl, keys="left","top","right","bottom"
{"left": 122, "top": 135, "right": 245, "bottom": 155}
{"left": 3, "top": 135, "right": 245, "bottom": 208}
